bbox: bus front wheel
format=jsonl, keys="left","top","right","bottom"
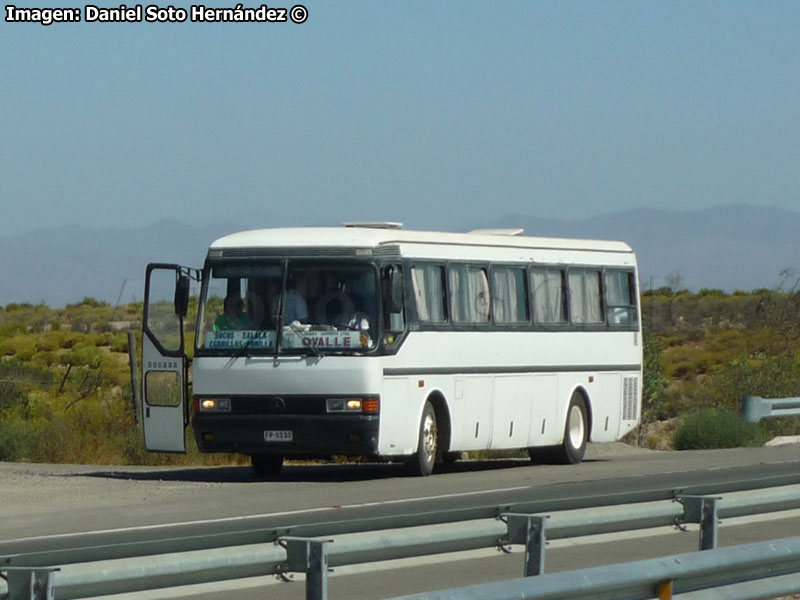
{"left": 407, "top": 401, "right": 438, "bottom": 476}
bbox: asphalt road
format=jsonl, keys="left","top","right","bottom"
{"left": 3, "top": 442, "right": 800, "bottom": 598}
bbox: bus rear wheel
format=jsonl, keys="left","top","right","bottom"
{"left": 406, "top": 401, "right": 438, "bottom": 476}
{"left": 554, "top": 392, "right": 588, "bottom": 464}
{"left": 251, "top": 454, "right": 283, "bottom": 477}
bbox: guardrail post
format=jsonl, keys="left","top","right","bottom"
{"left": 742, "top": 394, "right": 800, "bottom": 422}
{"left": 502, "top": 514, "right": 547, "bottom": 576}
{"left": 307, "top": 541, "right": 328, "bottom": 600}
{"left": 741, "top": 395, "right": 770, "bottom": 423}
{"left": 677, "top": 496, "right": 719, "bottom": 550}
{"left": 4, "top": 567, "right": 58, "bottom": 600}
{"left": 280, "top": 537, "right": 331, "bottom": 600}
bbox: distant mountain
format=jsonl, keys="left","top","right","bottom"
{"left": 0, "top": 219, "right": 242, "bottom": 307}
{"left": 1, "top": 205, "right": 797, "bottom": 307}
{"left": 488, "top": 204, "right": 800, "bottom": 293}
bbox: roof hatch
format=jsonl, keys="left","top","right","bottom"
{"left": 468, "top": 228, "right": 524, "bottom": 236}
{"left": 342, "top": 222, "right": 404, "bottom": 230}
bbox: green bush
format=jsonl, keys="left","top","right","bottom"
{"left": 36, "top": 332, "right": 61, "bottom": 352}
{"left": 55, "top": 331, "right": 80, "bottom": 349}
{"left": 110, "top": 333, "right": 129, "bottom": 353}
{"left": 0, "top": 418, "right": 36, "bottom": 461}
{"left": 0, "top": 381, "right": 26, "bottom": 411}
{"left": 31, "top": 351, "right": 58, "bottom": 368}
{"left": 673, "top": 410, "right": 769, "bottom": 450}
{"left": 0, "top": 359, "right": 54, "bottom": 385}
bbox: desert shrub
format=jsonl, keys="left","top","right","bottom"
{"left": 0, "top": 418, "right": 36, "bottom": 461}
{"left": 697, "top": 288, "right": 726, "bottom": 298}
{"left": 0, "top": 337, "right": 19, "bottom": 357}
{"left": 110, "top": 333, "right": 129, "bottom": 353}
{"left": 31, "top": 351, "right": 58, "bottom": 368}
{"left": 66, "top": 297, "right": 108, "bottom": 309}
{"left": 664, "top": 346, "right": 706, "bottom": 379}
{"left": 0, "top": 322, "right": 27, "bottom": 337}
{"left": 0, "top": 382, "right": 26, "bottom": 412}
{"left": 62, "top": 343, "right": 105, "bottom": 369}
{"left": 36, "top": 333, "right": 61, "bottom": 352}
{"left": 13, "top": 338, "right": 37, "bottom": 362}
{"left": 635, "top": 333, "right": 668, "bottom": 446}
{"left": 688, "top": 354, "right": 800, "bottom": 414}
{"left": 87, "top": 333, "right": 111, "bottom": 347}
{"left": 0, "top": 359, "right": 53, "bottom": 385}
{"left": 56, "top": 331, "right": 81, "bottom": 349}
{"left": 29, "top": 415, "right": 77, "bottom": 462}
{"left": 673, "top": 409, "right": 769, "bottom": 450}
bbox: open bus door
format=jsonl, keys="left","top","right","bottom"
{"left": 141, "top": 263, "right": 198, "bottom": 452}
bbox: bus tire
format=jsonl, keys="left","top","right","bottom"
{"left": 407, "top": 401, "right": 438, "bottom": 476}
{"left": 554, "top": 392, "right": 588, "bottom": 464}
{"left": 442, "top": 451, "right": 460, "bottom": 465}
{"left": 527, "top": 446, "right": 557, "bottom": 464}
{"left": 251, "top": 454, "right": 283, "bottom": 477}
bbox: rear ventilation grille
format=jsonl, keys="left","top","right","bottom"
{"left": 622, "top": 376, "right": 639, "bottom": 421}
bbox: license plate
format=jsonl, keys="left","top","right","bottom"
{"left": 264, "top": 430, "right": 293, "bottom": 442}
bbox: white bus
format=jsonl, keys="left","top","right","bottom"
{"left": 142, "top": 224, "right": 642, "bottom": 476}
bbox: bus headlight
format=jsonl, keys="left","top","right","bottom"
{"left": 326, "top": 396, "right": 379, "bottom": 414}
{"left": 195, "top": 397, "right": 231, "bottom": 413}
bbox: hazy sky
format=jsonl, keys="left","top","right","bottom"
{"left": 3, "top": 1, "right": 799, "bottom": 236}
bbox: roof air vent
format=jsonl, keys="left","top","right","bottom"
{"left": 468, "top": 228, "right": 524, "bottom": 236}
{"left": 342, "top": 222, "right": 403, "bottom": 230}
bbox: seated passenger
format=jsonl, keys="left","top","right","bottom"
{"left": 284, "top": 289, "right": 308, "bottom": 324}
{"left": 316, "top": 290, "right": 354, "bottom": 327}
{"left": 213, "top": 295, "right": 252, "bottom": 331}
{"left": 269, "top": 276, "right": 309, "bottom": 325}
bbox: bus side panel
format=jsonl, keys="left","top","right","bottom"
{"left": 527, "top": 375, "right": 560, "bottom": 446}
{"left": 490, "top": 376, "right": 532, "bottom": 450}
{"left": 590, "top": 373, "right": 622, "bottom": 443}
{"left": 455, "top": 376, "right": 492, "bottom": 451}
{"left": 378, "top": 377, "right": 416, "bottom": 455}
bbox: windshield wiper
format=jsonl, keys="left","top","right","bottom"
{"left": 222, "top": 326, "right": 274, "bottom": 365}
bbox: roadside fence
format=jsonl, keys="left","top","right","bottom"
{"left": 3, "top": 474, "right": 800, "bottom": 600}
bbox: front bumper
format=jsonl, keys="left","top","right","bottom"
{"left": 193, "top": 413, "right": 380, "bottom": 457}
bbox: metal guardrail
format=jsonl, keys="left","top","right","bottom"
{"left": 742, "top": 394, "right": 800, "bottom": 422}
{"left": 387, "top": 536, "right": 800, "bottom": 600}
{"left": 3, "top": 479, "right": 800, "bottom": 600}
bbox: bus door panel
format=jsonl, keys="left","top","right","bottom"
{"left": 456, "top": 377, "right": 492, "bottom": 451}
{"left": 490, "top": 376, "right": 532, "bottom": 449}
{"left": 141, "top": 264, "right": 192, "bottom": 453}
{"left": 528, "top": 375, "right": 559, "bottom": 446}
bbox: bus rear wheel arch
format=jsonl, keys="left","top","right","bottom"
{"left": 528, "top": 390, "right": 590, "bottom": 465}
{"left": 556, "top": 390, "right": 589, "bottom": 464}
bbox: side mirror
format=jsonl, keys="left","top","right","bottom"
{"left": 174, "top": 275, "right": 190, "bottom": 318}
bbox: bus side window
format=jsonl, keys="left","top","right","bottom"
{"left": 605, "top": 270, "right": 638, "bottom": 325}
{"left": 568, "top": 269, "right": 604, "bottom": 324}
{"left": 491, "top": 267, "right": 529, "bottom": 323}
{"left": 449, "top": 264, "right": 490, "bottom": 324}
{"left": 411, "top": 264, "right": 447, "bottom": 323}
{"left": 531, "top": 268, "right": 567, "bottom": 324}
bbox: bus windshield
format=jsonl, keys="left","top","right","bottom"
{"left": 196, "top": 261, "right": 380, "bottom": 354}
